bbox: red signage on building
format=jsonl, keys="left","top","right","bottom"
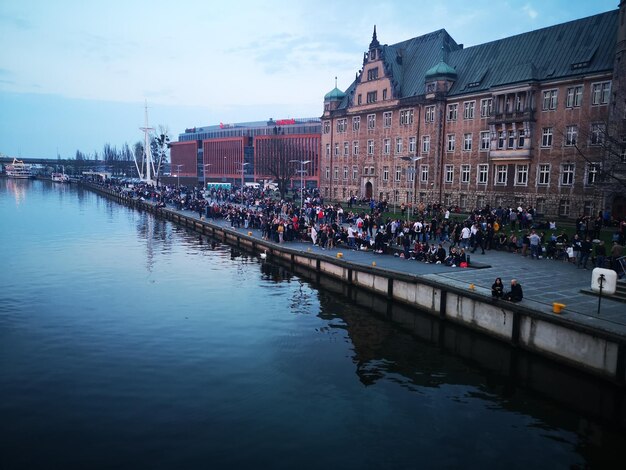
{"left": 275, "top": 119, "right": 296, "bottom": 126}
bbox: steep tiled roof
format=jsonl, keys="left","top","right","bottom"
{"left": 336, "top": 10, "right": 617, "bottom": 109}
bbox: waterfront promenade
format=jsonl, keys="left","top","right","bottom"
{"left": 163, "top": 202, "right": 626, "bottom": 337}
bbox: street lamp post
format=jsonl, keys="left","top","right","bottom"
{"left": 397, "top": 156, "right": 423, "bottom": 221}
{"left": 173, "top": 164, "right": 184, "bottom": 188}
{"left": 290, "top": 159, "right": 311, "bottom": 209}
{"left": 203, "top": 163, "right": 212, "bottom": 190}
{"left": 238, "top": 162, "right": 249, "bottom": 189}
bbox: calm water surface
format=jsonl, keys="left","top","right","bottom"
{"left": 0, "top": 179, "right": 623, "bottom": 469}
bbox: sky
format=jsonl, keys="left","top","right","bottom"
{"left": 0, "top": 0, "right": 619, "bottom": 159}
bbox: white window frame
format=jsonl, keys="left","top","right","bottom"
{"left": 420, "top": 165, "right": 429, "bottom": 183}
{"left": 565, "top": 125, "right": 578, "bottom": 146}
{"left": 590, "top": 123, "right": 605, "bottom": 146}
{"left": 383, "top": 111, "right": 392, "bottom": 128}
{"left": 353, "top": 141, "right": 359, "bottom": 155}
{"left": 586, "top": 163, "right": 600, "bottom": 186}
{"left": 395, "top": 137, "right": 403, "bottom": 154}
{"left": 480, "top": 98, "right": 492, "bottom": 117}
{"left": 480, "top": 131, "right": 490, "bottom": 150}
{"left": 444, "top": 164, "right": 454, "bottom": 183}
{"left": 382, "top": 166, "right": 389, "bottom": 182}
{"left": 542, "top": 89, "right": 558, "bottom": 110}
{"left": 566, "top": 86, "right": 583, "bottom": 108}
{"left": 541, "top": 127, "right": 553, "bottom": 147}
{"left": 323, "top": 121, "right": 330, "bottom": 134}
{"left": 463, "top": 101, "right": 475, "bottom": 119}
{"left": 367, "top": 139, "right": 374, "bottom": 155}
{"left": 352, "top": 116, "right": 360, "bottom": 131}
{"left": 447, "top": 103, "right": 458, "bottom": 121}
{"left": 495, "top": 164, "right": 508, "bottom": 185}
{"left": 560, "top": 163, "right": 575, "bottom": 186}
{"left": 383, "top": 138, "right": 391, "bottom": 155}
{"left": 447, "top": 134, "right": 456, "bottom": 152}
{"left": 591, "top": 81, "right": 611, "bottom": 105}
{"left": 425, "top": 106, "right": 435, "bottom": 123}
{"left": 422, "top": 135, "right": 430, "bottom": 154}
{"left": 400, "top": 108, "right": 414, "bottom": 125}
{"left": 477, "top": 164, "right": 488, "bottom": 184}
{"left": 367, "top": 114, "right": 376, "bottom": 130}
{"left": 461, "top": 164, "right": 470, "bottom": 183}
{"left": 463, "top": 133, "right": 472, "bottom": 151}
{"left": 537, "top": 164, "right": 550, "bottom": 186}
{"left": 515, "top": 164, "right": 528, "bottom": 186}
{"left": 409, "top": 136, "right": 416, "bottom": 154}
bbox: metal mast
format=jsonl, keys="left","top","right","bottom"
{"left": 139, "top": 100, "right": 155, "bottom": 184}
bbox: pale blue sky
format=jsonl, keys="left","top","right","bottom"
{"left": 0, "top": 0, "right": 619, "bottom": 159}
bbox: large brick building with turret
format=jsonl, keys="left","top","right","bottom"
{"left": 321, "top": 5, "right": 626, "bottom": 218}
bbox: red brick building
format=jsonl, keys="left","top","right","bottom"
{"left": 321, "top": 7, "right": 626, "bottom": 218}
{"left": 169, "top": 119, "right": 321, "bottom": 189}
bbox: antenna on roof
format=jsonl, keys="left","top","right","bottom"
{"left": 335, "top": 76, "right": 338, "bottom": 88}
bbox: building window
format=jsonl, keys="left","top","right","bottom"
{"left": 343, "top": 166, "right": 349, "bottom": 179}
{"left": 352, "top": 166, "right": 358, "bottom": 180}
{"left": 343, "top": 141, "right": 349, "bottom": 156}
{"left": 425, "top": 106, "right": 435, "bottom": 123}
{"left": 395, "top": 137, "right": 403, "bottom": 154}
{"left": 463, "top": 133, "right": 472, "bottom": 151}
{"left": 515, "top": 95, "right": 524, "bottom": 112}
{"left": 515, "top": 164, "right": 528, "bottom": 186}
{"left": 559, "top": 199, "right": 570, "bottom": 217}
{"left": 518, "top": 129, "right": 526, "bottom": 148}
{"left": 395, "top": 166, "right": 401, "bottom": 182}
{"left": 447, "top": 134, "right": 456, "bottom": 152}
{"left": 353, "top": 141, "right": 359, "bottom": 155}
{"left": 537, "top": 164, "right": 550, "bottom": 186}
{"left": 409, "top": 137, "right": 416, "bottom": 154}
{"left": 561, "top": 163, "right": 575, "bottom": 185}
{"left": 463, "top": 101, "right": 475, "bottom": 119}
{"left": 357, "top": 94, "right": 362, "bottom": 105}
{"left": 498, "top": 131, "right": 506, "bottom": 149}
{"left": 480, "top": 131, "right": 490, "bottom": 150}
{"left": 352, "top": 116, "right": 360, "bottom": 131}
{"left": 383, "top": 138, "right": 391, "bottom": 155}
{"left": 336, "top": 119, "right": 347, "bottom": 133}
{"left": 422, "top": 135, "right": 430, "bottom": 154}
{"left": 542, "top": 89, "right": 558, "bottom": 110}
{"left": 461, "top": 164, "right": 470, "bottom": 183}
{"left": 477, "top": 164, "right": 488, "bottom": 184}
{"left": 325, "top": 143, "right": 330, "bottom": 157}
{"left": 323, "top": 121, "right": 330, "bottom": 134}
{"left": 480, "top": 98, "right": 492, "bottom": 117}
{"left": 541, "top": 127, "right": 553, "bottom": 147}
{"left": 367, "top": 91, "right": 378, "bottom": 103}
{"left": 445, "top": 165, "right": 454, "bottom": 183}
{"left": 590, "top": 123, "right": 605, "bottom": 145}
{"left": 367, "top": 140, "right": 374, "bottom": 155}
{"left": 566, "top": 86, "right": 583, "bottom": 108}
{"left": 400, "top": 109, "right": 414, "bottom": 125}
{"left": 334, "top": 143, "right": 339, "bottom": 156}
{"left": 586, "top": 163, "right": 600, "bottom": 185}
{"left": 325, "top": 167, "right": 330, "bottom": 180}
{"left": 508, "top": 130, "right": 516, "bottom": 149}
{"left": 426, "top": 82, "right": 436, "bottom": 93}
{"left": 591, "top": 81, "right": 611, "bottom": 105}
{"left": 495, "top": 165, "right": 507, "bottom": 185}
{"left": 367, "top": 67, "right": 379, "bottom": 81}
{"left": 382, "top": 166, "right": 389, "bottom": 181}
{"left": 420, "top": 165, "right": 429, "bottom": 183}
{"left": 367, "top": 114, "right": 376, "bottom": 130}
{"left": 447, "top": 103, "right": 458, "bottom": 121}
{"left": 383, "top": 111, "right": 392, "bottom": 128}
{"left": 333, "top": 167, "right": 339, "bottom": 180}
{"left": 565, "top": 125, "right": 578, "bottom": 146}
{"left": 382, "top": 89, "right": 388, "bottom": 100}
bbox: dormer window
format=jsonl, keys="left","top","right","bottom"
{"left": 367, "top": 91, "right": 377, "bottom": 103}
{"left": 426, "top": 82, "right": 436, "bottom": 93}
{"left": 370, "top": 49, "right": 377, "bottom": 60}
{"left": 367, "top": 67, "right": 379, "bottom": 81}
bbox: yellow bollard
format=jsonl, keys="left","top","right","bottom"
{"left": 552, "top": 302, "right": 566, "bottom": 314}
{"left": 372, "top": 261, "right": 376, "bottom": 267}
{"left": 469, "top": 283, "right": 475, "bottom": 290}
{"left": 336, "top": 252, "right": 343, "bottom": 259}
{"left": 248, "top": 231, "right": 252, "bottom": 236}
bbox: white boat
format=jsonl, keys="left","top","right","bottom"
{"left": 51, "top": 172, "right": 69, "bottom": 183}
{"left": 5, "top": 158, "right": 32, "bottom": 179}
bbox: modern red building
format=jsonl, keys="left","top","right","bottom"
{"left": 169, "top": 118, "right": 321, "bottom": 189}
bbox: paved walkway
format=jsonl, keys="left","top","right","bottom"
{"left": 164, "top": 204, "right": 626, "bottom": 337}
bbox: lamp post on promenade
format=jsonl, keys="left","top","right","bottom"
{"left": 237, "top": 162, "right": 249, "bottom": 189}
{"left": 203, "top": 163, "right": 212, "bottom": 190}
{"left": 398, "top": 156, "right": 423, "bottom": 221}
{"left": 290, "top": 159, "right": 311, "bottom": 209}
{"left": 173, "top": 164, "right": 184, "bottom": 188}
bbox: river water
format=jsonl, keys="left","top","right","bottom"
{"left": 0, "top": 178, "right": 623, "bottom": 469}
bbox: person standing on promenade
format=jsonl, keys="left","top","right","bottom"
{"left": 578, "top": 237, "right": 592, "bottom": 269}
{"left": 529, "top": 230, "right": 541, "bottom": 259}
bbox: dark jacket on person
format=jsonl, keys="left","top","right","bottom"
{"left": 492, "top": 281, "right": 504, "bottom": 298}
{"left": 506, "top": 283, "right": 523, "bottom": 302}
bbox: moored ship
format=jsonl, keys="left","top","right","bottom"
{"left": 5, "top": 158, "right": 32, "bottom": 179}
{"left": 51, "top": 172, "right": 69, "bottom": 183}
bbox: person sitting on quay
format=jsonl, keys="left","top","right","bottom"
{"left": 492, "top": 277, "right": 504, "bottom": 299}
{"left": 503, "top": 279, "right": 524, "bottom": 302}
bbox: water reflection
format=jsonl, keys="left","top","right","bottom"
{"left": 4, "top": 178, "right": 28, "bottom": 207}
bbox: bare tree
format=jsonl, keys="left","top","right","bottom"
{"left": 258, "top": 130, "right": 299, "bottom": 200}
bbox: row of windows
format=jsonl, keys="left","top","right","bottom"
{"left": 325, "top": 109, "right": 416, "bottom": 134}
{"left": 324, "top": 123, "right": 606, "bottom": 157}
{"left": 541, "top": 82, "right": 611, "bottom": 111}
{"left": 323, "top": 162, "right": 600, "bottom": 187}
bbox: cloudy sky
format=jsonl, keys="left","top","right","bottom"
{"left": 0, "top": 0, "right": 618, "bottom": 159}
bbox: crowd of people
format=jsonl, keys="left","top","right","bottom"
{"left": 92, "top": 177, "right": 626, "bottom": 281}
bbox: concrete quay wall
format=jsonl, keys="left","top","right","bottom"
{"left": 86, "top": 184, "right": 626, "bottom": 386}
